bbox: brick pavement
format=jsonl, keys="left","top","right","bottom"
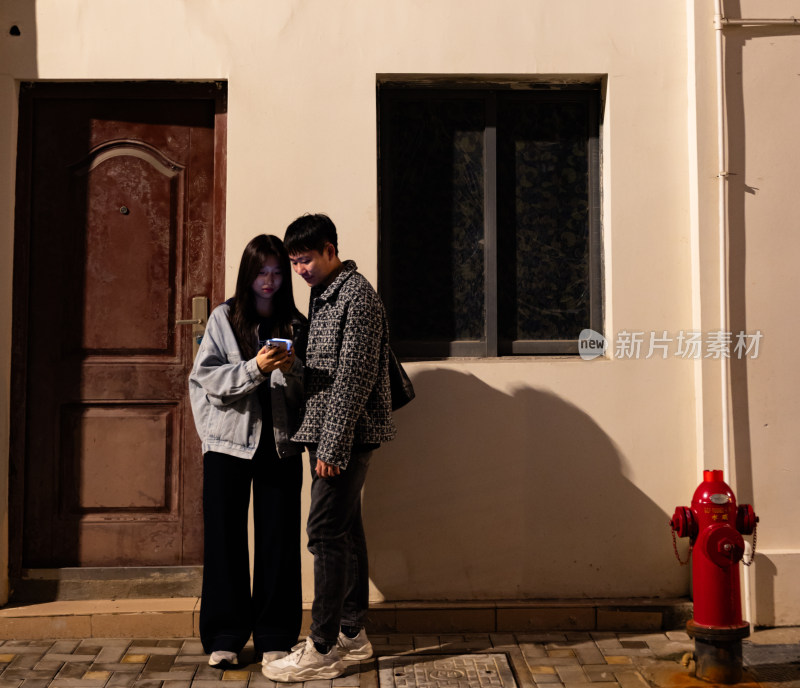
{"left": 1, "top": 631, "right": 798, "bottom": 688}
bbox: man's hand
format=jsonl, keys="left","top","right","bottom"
{"left": 315, "top": 458, "right": 341, "bottom": 478}
{"left": 278, "top": 347, "right": 295, "bottom": 373}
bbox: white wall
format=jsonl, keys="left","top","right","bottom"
{"left": 1, "top": 0, "right": 795, "bottom": 622}
{"left": 722, "top": 0, "right": 800, "bottom": 626}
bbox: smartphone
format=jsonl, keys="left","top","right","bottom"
{"left": 266, "top": 338, "right": 292, "bottom": 353}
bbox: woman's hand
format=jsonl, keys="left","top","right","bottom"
{"left": 256, "top": 344, "right": 290, "bottom": 375}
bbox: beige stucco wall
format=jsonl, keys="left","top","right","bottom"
{"left": 723, "top": 0, "right": 800, "bottom": 627}
{"left": 1, "top": 0, "right": 797, "bottom": 624}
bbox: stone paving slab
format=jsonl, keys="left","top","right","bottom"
{"left": 0, "top": 630, "right": 798, "bottom": 688}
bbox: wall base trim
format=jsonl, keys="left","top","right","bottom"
{"left": 0, "top": 596, "right": 692, "bottom": 640}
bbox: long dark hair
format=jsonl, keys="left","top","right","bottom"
{"left": 229, "top": 234, "right": 304, "bottom": 359}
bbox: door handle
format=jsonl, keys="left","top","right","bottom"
{"left": 177, "top": 296, "right": 208, "bottom": 358}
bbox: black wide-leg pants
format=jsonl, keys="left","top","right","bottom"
{"left": 199, "top": 442, "right": 302, "bottom": 656}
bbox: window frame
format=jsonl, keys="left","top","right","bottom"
{"left": 377, "top": 80, "right": 603, "bottom": 358}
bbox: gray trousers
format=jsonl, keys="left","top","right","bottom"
{"left": 306, "top": 449, "right": 372, "bottom": 646}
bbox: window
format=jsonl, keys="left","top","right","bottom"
{"left": 378, "top": 81, "right": 602, "bottom": 357}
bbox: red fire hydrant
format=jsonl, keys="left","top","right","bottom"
{"left": 670, "top": 469, "right": 758, "bottom": 683}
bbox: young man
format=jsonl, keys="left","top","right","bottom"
{"left": 263, "top": 214, "right": 396, "bottom": 682}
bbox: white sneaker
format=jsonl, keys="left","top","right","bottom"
{"left": 262, "top": 637, "right": 344, "bottom": 681}
{"left": 261, "top": 650, "right": 288, "bottom": 665}
{"left": 208, "top": 650, "right": 238, "bottom": 667}
{"left": 337, "top": 628, "right": 373, "bottom": 660}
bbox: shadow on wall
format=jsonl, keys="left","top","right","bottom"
{"left": 364, "top": 368, "right": 688, "bottom": 600}
{"left": 753, "top": 554, "right": 777, "bottom": 626}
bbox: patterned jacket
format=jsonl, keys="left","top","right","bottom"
{"left": 292, "top": 260, "right": 396, "bottom": 468}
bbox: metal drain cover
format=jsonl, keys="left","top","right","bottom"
{"left": 743, "top": 643, "right": 800, "bottom": 684}
{"left": 747, "top": 664, "right": 800, "bottom": 684}
{"left": 379, "top": 654, "right": 517, "bottom": 688}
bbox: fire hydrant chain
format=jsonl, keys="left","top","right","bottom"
{"left": 742, "top": 520, "right": 757, "bottom": 566}
{"left": 671, "top": 528, "right": 692, "bottom": 565}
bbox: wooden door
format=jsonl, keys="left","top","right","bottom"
{"left": 11, "top": 83, "right": 226, "bottom": 567}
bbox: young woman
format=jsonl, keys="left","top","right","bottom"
{"left": 189, "top": 234, "right": 307, "bottom": 668}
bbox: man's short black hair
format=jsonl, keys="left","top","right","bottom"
{"left": 284, "top": 213, "right": 338, "bottom": 256}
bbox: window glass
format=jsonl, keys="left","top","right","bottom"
{"left": 379, "top": 84, "right": 601, "bottom": 357}
{"left": 498, "top": 97, "right": 592, "bottom": 343}
{"left": 383, "top": 96, "right": 485, "bottom": 344}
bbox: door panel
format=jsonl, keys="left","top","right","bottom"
{"left": 80, "top": 145, "right": 179, "bottom": 352}
{"left": 65, "top": 404, "right": 174, "bottom": 510}
{"left": 15, "top": 83, "right": 225, "bottom": 567}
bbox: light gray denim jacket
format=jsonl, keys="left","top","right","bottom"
{"left": 189, "top": 303, "right": 304, "bottom": 459}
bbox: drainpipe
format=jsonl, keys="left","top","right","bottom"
{"left": 714, "top": 0, "right": 747, "bottom": 633}
{"left": 722, "top": 17, "right": 800, "bottom": 25}
{"left": 713, "top": 0, "right": 730, "bottom": 485}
